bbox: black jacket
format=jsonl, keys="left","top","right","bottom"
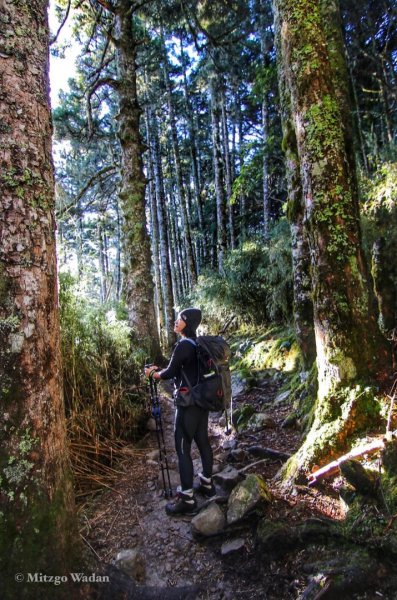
{"left": 159, "top": 338, "right": 199, "bottom": 390}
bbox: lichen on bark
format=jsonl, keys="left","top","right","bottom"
{"left": 273, "top": 0, "right": 390, "bottom": 478}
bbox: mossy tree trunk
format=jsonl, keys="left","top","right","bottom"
{"left": 0, "top": 0, "right": 78, "bottom": 591}
{"left": 273, "top": 0, "right": 390, "bottom": 475}
{"left": 275, "top": 32, "right": 316, "bottom": 371}
{"left": 114, "top": 0, "right": 160, "bottom": 359}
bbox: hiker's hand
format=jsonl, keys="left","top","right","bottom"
{"left": 145, "top": 366, "right": 159, "bottom": 379}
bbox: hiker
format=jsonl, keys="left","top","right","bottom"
{"left": 144, "top": 308, "right": 216, "bottom": 515}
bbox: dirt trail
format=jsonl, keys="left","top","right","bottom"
{"left": 80, "top": 376, "right": 348, "bottom": 599}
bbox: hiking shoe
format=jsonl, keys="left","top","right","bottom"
{"left": 193, "top": 478, "right": 216, "bottom": 498}
{"left": 165, "top": 492, "right": 197, "bottom": 516}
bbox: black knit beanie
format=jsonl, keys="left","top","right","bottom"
{"left": 180, "top": 308, "right": 202, "bottom": 337}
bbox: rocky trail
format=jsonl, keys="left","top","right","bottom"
{"left": 80, "top": 371, "right": 397, "bottom": 600}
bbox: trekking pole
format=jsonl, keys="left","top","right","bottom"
{"left": 145, "top": 367, "right": 173, "bottom": 498}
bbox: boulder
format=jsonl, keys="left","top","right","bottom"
{"left": 274, "top": 390, "right": 291, "bottom": 404}
{"left": 191, "top": 503, "right": 226, "bottom": 537}
{"left": 231, "top": 372, "right": 247, "bottom": 397}
{"left": 213, "top": 465, "right": 241, "bottom": 492}
{"left": 233, "top": 405, "right": 256, "bottom": 430}
{"left": 222, "top": 438, "right": 238, "bottom": 451}
{"left": 227, "top": 474, "right": 271, "bottom": 525}
{"left": 220, "top": 538, "right": 246, "bottom": 556}
{"left": 114, "top": 548, "right": 146, "bottom": 583}
{"left": 247, "top": 413, "right": 277, "bottom": 431}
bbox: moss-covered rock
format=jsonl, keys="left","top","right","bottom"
{"left": 227, "top": 474, "right": 272, "bottom": 525}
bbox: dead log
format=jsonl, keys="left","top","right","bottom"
{"left": 247, "top": 445, "right": 291, "bottom": 461}
{"left": 307, "top": 439, "right": 385, "bottom": 486}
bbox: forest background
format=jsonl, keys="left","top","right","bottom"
{"left": 0, "top": 0, "right": 397, "bottom": 589}
{"left": 51, "top": 0, "right": 397, "bottom": 475}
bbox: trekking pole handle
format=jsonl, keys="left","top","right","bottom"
{"left": 144, "top": 364, "right": 160, "bottom": 380}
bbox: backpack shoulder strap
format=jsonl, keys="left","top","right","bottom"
{"left": 181, "top": 338, "right": 197, "bottom": 347}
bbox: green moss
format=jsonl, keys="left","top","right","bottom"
{"left": 0, "top": 167, "right": 51, "bottom": 210}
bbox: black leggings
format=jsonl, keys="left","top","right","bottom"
{"left": 174, "top": 405, "right": 213, "bottom": 491}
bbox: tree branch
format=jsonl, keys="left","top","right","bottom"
{"left": 56, "top": 166, "right": 117, "bottom": 218}
{"left": 50, "top": 0, "right": 72, "bottom": 45}
{"left": 86, "top": 77, "right": 119, "bottom": 138}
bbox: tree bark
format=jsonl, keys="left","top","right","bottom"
{"left": 161, "top": 33, "right": 197, "bottom": 286}
{"left": 221, "top": 92, "right": 236, "bottom": 250}
{"left": 275, "top": 17, "right": 316, "bottom": 370}
{"left": 113, "top": 0, "right": 160, "bottom": 358}
{"left": 0, "top": 0, "right": 78, "bottom": 584}
{"left": 179, "top": 36, "right": 206, "bottom": 269}
{"left": 146, "top": 144, "right": 164, "bottom": 345}
{"left": 146, "top": 106, "right": 176, "bottom": 351}
{"left": 273, "top": 0, "right": 390, "bottom": 475}
{"left": 210, "top": 77, "right": 228, "bottom": 273}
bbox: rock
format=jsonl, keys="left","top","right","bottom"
{"left": 220, "top": 538, "right": 246, "bottom": 555}
{"left": 227, "top": 474, "right": 271, "bottom": 525}
{"left": 230, "top": 448, "right": 247, "bottom": 462}
{"left": 213, "top": 465, "right": 241, "bottom": 491}
{"left": 214, "top": 451, "right": 231, "bottom": 463}
{"left": 146, "top": 450, "right": 159, "bottom": 461}
{"left": 281, "top": 412, "right": 298, "bottom": 429}
{"left": 231, "top": 372, "right": 247, "bottom": 397}
{"left": 222, "top": 438, "right": 238, "bottom": 451}
{"left": 233, "top": 405, "right": 256, "bottom": 430}
{"left": 114, "top": 548, "right": 146, "bottom": 583}
{"left": 274, "top": 390, "right": 291, "bottom": 404}
{"left": 218, "top": 414, "right": 227, "bottom": 428}
{"left": 146, "top": 417, "right": 157, "bottom": 432}
{"left": 272, "top": 371, "right": 285, "bottom": 383}
{"left": 247, "top": 412, "right": 277, "bottom": 431}
{"left": 299, "top": 370, "right": 309, "bottom": 383}
{"left": 191, "top": 503, "right": 226, "bottom": 536}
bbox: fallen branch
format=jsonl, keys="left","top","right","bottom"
{"left": 247, "top": 445, "right": 291, "bottom": 461}
{"left": 307, "top": 438, "right": 385, "bottom": 486}
{"left": 238, "top": 458, "right": 268, "bottom": 474}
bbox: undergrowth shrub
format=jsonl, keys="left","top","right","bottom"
{"left": 190, "top": 220, "right": 293, "bottom": 330}
{"left": 59, "top": 273, "right": 145, "bottom": 498}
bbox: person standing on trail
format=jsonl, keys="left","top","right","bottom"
{"left": 144, "top": 308, "right": 216, "bottom": 515}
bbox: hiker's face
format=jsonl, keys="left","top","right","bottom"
{"left": 174, "top": 315, "right": 186, "bottom": 334}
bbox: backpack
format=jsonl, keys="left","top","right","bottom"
{"left": 177, "top": 336, "right": 233, "bottom": 431}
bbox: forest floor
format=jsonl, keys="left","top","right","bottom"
{"left": 80, "top": 371, "right": 397, "bottom": 600}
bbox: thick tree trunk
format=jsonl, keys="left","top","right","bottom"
{"left": 221, "top": 93, "right": 236, "bottom": 250}
{"left": 275, "top": 20, "right": 316, "bottom": 371}
{"left": 0, "top": 0, "right": 78, "bottom": 588}
{"left": 146, "top": 148, "right": 164, "bottom": 345}
{"left": 146, "top": 106, "right": 176, "bottom": 351}
{"left": 115, "top": 200, "right": 122, "bottom": 301}
{"left": 262, "top": 95, "right": 271, "bottom": 241}
{"left": 114, "top": 0, "right": 160, "bottom": 358}
{"left": 273, "top": 0, "right": 390, "bottom": 476}
{"left": 180, "top": 37, "right": 206, "bottom": 269}
{"left": 161, "top": 37, "right": 197, "bottom": 287}
{"left": 210, "top": 78, "right": 228, "bottom": 273}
